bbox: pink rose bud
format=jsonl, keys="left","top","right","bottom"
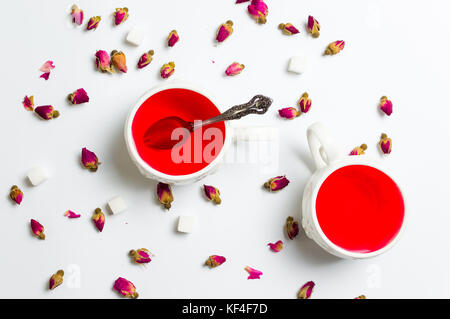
{"left": 278, "top": 23, "right": 300, "bottom": 35}
{"left": 286, "top": 216, "right": 299, "bottom": 240}
{"left": 64, "top": 210, "right": 81, "bottom": 218}
{"left": 264, "top": 175, "right": 290, "bottom": 192}
{"left": 71, "top": 5, "right": 84, "bottom": 25}
{"left": 157, "top": 182, "right": 173, "bottom": 210}
{"left": 225, "top": 62, "right": 245, "bottom": 76}
{"left": 168, "top": 30, "right": 179, "bottom": 47}
{"left": 23, "top": 95, "right": 34, "bottom": 111}
{"left": 31, "top": 219, "right": 45, "bottom": 239}
{"left": 160, "top": 62, "right": 175, "bottom": 79}
{"left": 203, "top": 185, "right": 221, "bottom": 204}
{"left": 111, "top": 50, "right": 128, "bottom": 73}
{"left": 248, "top": 0, "right": 268, "bottom": 24}
{"left": 307, "top": 16, "right": 320, "bottom": 38}
{"left": 68, "top": 88, "right": 89, "bottom": 105}
{"left": 113, "top": 277, "right": 139, "bottom": 298}
{"left": 9, "top": 185, "right": 23, "bottom": 205}
{"left": 379, "top": 96, "right": 393, "bottom": 116}
{"left": 81, "top": 147, "right": 101, "bottom": 172}
{"left": 325, "top": 40, "right": 345, "bottom": 55}
{"left": 49, "top": 270, "right": 64, "bottom": 290}
{"left": 268, "top": 240, "right": 284, "bottom": 252}
{"left": 349, "top": 144, "right": 367, "bottom": 156}
{"left": 87, "top": 16, "right": 101, "bottom": 30}
{"left": 278, "top": 107, "right": 300, "bottom": 119}
{"left": 92, "top": 208, "right": 105, "bottom": 232}
{"left": 137, "top": 50, "right": 154, "bottom": 69}
{"left": 298, "top": 92, "right": 312, "bottom": 114}
{"left": 245, "top": 266, "right": 263, "bottom": 279}
{"left": 216, "top": 20, "right": 234, "bottom": 43}
{"left": 355, "top": 295, "right": 367, "bottom": 299}
{"left": 35, "top": 105, "right": 60, "bottom": 120}
{"left": 114, "top": 8, "right": 129, "bottom": 26}
{"left": 205, "top": 255, "right": 226, "bottom": 268}
{"left": 379, "top": 133, "right": 392, "bottom": 154}
{"left": 130, "top": 248, "right": 152, "bottom": 264}
{"left": 95, "top": 50, "right": 114, "bottom": 73}
{"left": 298, "top": 281, "right": 315, "bottom": 299}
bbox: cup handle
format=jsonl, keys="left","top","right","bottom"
{"left": 307, "top": 122, "right": 341, "bottom": 170}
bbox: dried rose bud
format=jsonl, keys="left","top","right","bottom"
{"left": 114, "top": 8, "right": 129, "bottom": 26}
{"left": 160, "top": 62, "right": 175, "bottom": 79}
{"left": 245, "top": 266, "right": 263, "bottom": 279}
{"left": 113, "top": 277, "right": 138, "bottom": 298}
{"left": 168, "top": 30, "right": 179, "bottom": 47}
{"left": 379, "top": 133, "right": 392, "bottom": 154}
{"left": 278, "top": 23, "right": 300, "bottom": 35}
{"left": 278, "top": 107, "right": 300, "bottom": 119}
{"left": 87, "top": 16, "right": 101, "bottom": 30}
{"left": 205, "top": 255, "right": 226, "bottom": 268}
{"left": 325, "top": 40, "right": 345, "bottom": 55}
{"left": 130, "top": 248, "right": 152, "bottom": 264}
{"left": 203, "top": 185, "right": 221, "bottom": 204}
{"left": 9, "top": 185, "right": 23, "bottom": 205}
{"left": 285, "top": 216, "right": 299, "bottom": 239}
{"left": 157, "top": 182, "right": 173, "bottom": 210}
{"left": 268, "top": 240, "right": 283, "bottom": 252}
{"left": 349, "top": 144, "right": 367, "bottom": 156}
{"left": 298, "top": 92, "right": 312, "bottom": 114}
{"left": 137, "top": 50, "right": 154, "bottom": 69}
{"left": 264, "top": 176, "right": 290, "bottom": 192}
{"left": 31, "top": 219, "right": 45, "bottom": 239}
{"left": 81, "top": 147, "right": 101, "bottom": 172}
{"left": 23, "top": 95, "right": 34, "bottom": 111}
{"left": 35, "top": 105, "right": 60, "bottom": 120}
{"left": 216, "top": 20, "right": 234, "bottom": 43}
{"left": 111, "top": 50, "right": 128, "bottom": 73}
{"left": 379, "top": 96, "right": 393, "bottom": 116}
{"left": 64, "top": 210, "right": 81, "bottom": 218}
{"left": 49, "top": 270, "right": 64, "bottom": 290}
{"left": 307, "top": 15, "right": 320, "bottom": 38}
{"left": 95, "top": 50, "right": 114, "bottom": 73}
{"left": 71, "top": 5, "right": 84, "bottom": 25}
{"left": 92, "top": 208, "right": 105, "bottom": 232}
{"left": 355, "top": 295, "right": 367, "bottom": 299}
{"left": 225, "top": 62, "right": 245, "bottom": 76}
{"left": 68, "top": 88, "right": 89, "bottom": 105}
{"left": 298, "top": 281, "right": 315, "bottom": 299}
{"left": 248, "top": 0, "right": 268, "bottom": 24}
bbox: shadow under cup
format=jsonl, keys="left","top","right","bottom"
{"left": 315, "top": 164, "right": 405, "bottom": 254}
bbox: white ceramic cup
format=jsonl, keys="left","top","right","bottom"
{"left": 301, "top": 122, "right": 406, "bottom": 259}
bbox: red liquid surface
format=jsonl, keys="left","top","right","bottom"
{"left": 316, "top": 165, "right": 404, "bottom": 253}
{"left": 131, "top": 88, "right": 226, "bottom": 176}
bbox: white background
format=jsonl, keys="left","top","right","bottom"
{"left": 1, "top": 0, "right": 449, "bottom": 299}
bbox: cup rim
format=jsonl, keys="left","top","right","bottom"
{"left": 124, "top": 80, "right": 231, "bottom": 182}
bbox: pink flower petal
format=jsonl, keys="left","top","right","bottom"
{"left": 245, "top": 266, "right": 263, "bottom": 279}
{"left": 268, "top": 240, "right": 284, "bottom": 252}
{"left": 113, "top": 277, "right": 138, "bottom": 298}
{"left": 64, "top": 210, "right": 81, "bottom": 219}
{"left": 40, "top": 72, "right": 50, "bottom": 80}
{"left": 40, "top": 61, "right": 55, "bottom": 73}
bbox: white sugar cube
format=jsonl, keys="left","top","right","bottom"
{"left": 126, "top": 28, "right": 144, "bottom": 46}
{"left": 107, "top": 196, "right": 127, "bottom": 215}
{"left": 177, "top": 215, "right": 195, "bottom": 233}
{"left": 27, "top": 166, "right": 49, "bottom": 186}
{"left": 287, "top": 54, "right": 307, "bottom": 74}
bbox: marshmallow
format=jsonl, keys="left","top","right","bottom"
{"left": 126, "top": 28, "right": 144, "bottom": 46}
{"left": 287, "top": 54, "right": 307, "bottom": 74}
{"left": 107, "top": 196, "right": 127, "bottom": 215}
{"left": 177, "top": 215, "right": 195, "bottom": 233}
{"left": 27, "top": 166, "right": 49, "bottom": 186}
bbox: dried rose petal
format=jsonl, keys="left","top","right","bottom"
{"left": 245, "top": 266, "right": 263, "bottom": 279}
{"left": 71, "top": 5, "right": 84, "bottom": 25}
{"left": 137, "top": 50, "right": 154, "bottom": 69}
{"left": 285, "top": 216, "right": 299, "bottom": 239}
{"left": 278, "top": 107, "right": 300, "bottom": 119}
{"left": 64, "top": 210, "right": 81, "bottom": 219}
{"left": 40, "top": 61, "right": 55, "bottom": 73}
{"left": 111, "top": 50, "right": 128, "bottom": 73}
{"left": 307, "top": 16, "right": 320, "bottom": 38}
{"left": 168, "top": 30, "right": 179, "bottom": 47}
{"left": 49, "top": 270, "right": 64, "bottom": 290}
{"left": 87, "top": 16, "right": 101, "bottom": 30}
{"left": 248, "top": 0, "right": 268, "bottom": 24}
{"left": 355, "top": 295, "right": 367, "bottom": 299}
{"left": 92, "top": 208, "right": 105, "bottom": 232}
{"left": 278, "top": 23, "right": 300, "bottom": 35}
{"left": 349, "top": 144, "right": 367, "bottom": 156}
{"left": 160, "top": 62, "right": 175, "bottom": 79}
{"left": 113, "top": 277, "right": 138, "bottom": 298}
{"left": 157, "top": 182, "right": 173, "bottom": 210}
{"left": 298, "top": 281, "right": 315, "bottom": 299}
{"left": 264, "top": 176, "right": 289, "bottom": 192}
{"left": 130, "top": 248, "right": 152, "bottom": 264}
{"left": 379, "top": 133, "right": 392, "bottom": 154}
{"left": 9, "top": 185, "right": 23, "bottom": 205}
{"left": 31, "top": 219, "right": 45, "bottom": 239}
{"left": 35, "top": 105, "right": 59, "bottom": 120}
{"left": 325, "top": 40, "right": 345, "bottom": 55}
{"left": 205, "top": 255, "right": 226, "bottom": 268}
{"left": 95, "top": 50, "right": 114, "bottom": 73}
{"left": 68, "top": 88, "right": 89, "bottom": 105}
{"left": 298, "top": 92, "right": 312, "bottom": 114}
{"left": 379, "top": 96, "right": 393, "bottom": 116}
{"left": 216, "top": 20, "right": 234, "bottom": 43}
{"left": 114, "top": 8, "right": 129, "bottom": 26}
{"left": 40, "top": 72, "right": 50, "bottom": 80}
{"left": 23, "top": 95, "right": 34, "bottom": 111}
{"left": 225, "top": 62, "right": 245, "bottom": 76}
{"left": 236, "top": 0, "right": 250, "bottom": 3}
{"left": 268, "top": 240, "right": 283, "bottom": 252}
{"left": 81, "top": 147, "right": 101, "bottom": 172}
{"left": 203, "top": 185, "right": 221, "bottom": 204}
